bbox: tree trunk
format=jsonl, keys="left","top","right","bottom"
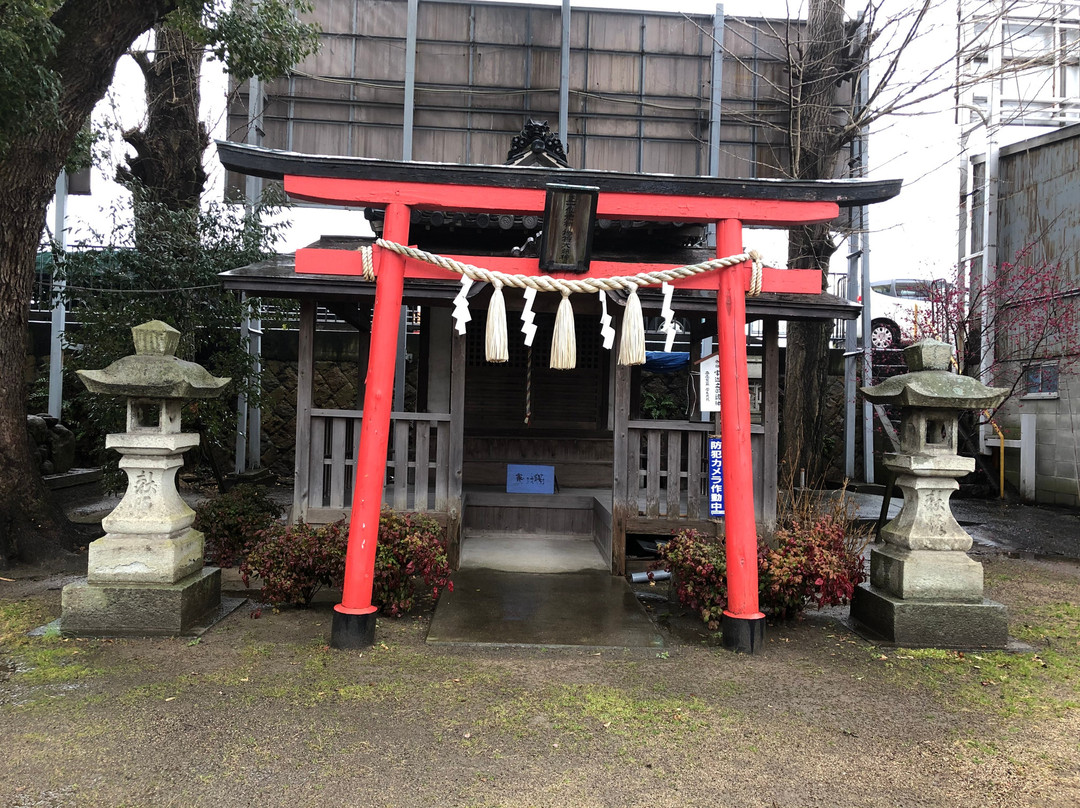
{"left": 781, "top": 0, "right": 847, "bottom": 482}
{"left": 0, "top": 166, "right": 63, "bottom": 565}
{"left": 118, "top": 20, "right": 208, "bottom": 225}
{"left": 0, "top": 0, "right": 175, "bottom": 566}
{"left": 782, "top": 226, "right": 838, "bottom": 482}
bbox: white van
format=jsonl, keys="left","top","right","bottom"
{"left": 862, "top": 278, "right": 946, "bottom": 349}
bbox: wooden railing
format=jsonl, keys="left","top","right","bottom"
{"left": 624, "top": 420, "right": 713, "bottom": 519}
{"left": 306, "top": 408, "right": 453, "bottom": 516}
{"left": 622, "top": 419, "right": 764, "bottom": 522}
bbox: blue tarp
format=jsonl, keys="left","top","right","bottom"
{"left": 643, "top": 351, "right": 690, "bottom": 373}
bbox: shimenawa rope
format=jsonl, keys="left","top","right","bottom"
{"left": 359, "top": 239, "right": 763, "bottom": 369}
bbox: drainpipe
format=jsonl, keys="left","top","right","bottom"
{"left": 48, "top": 170, "right": 68, "bottom": 419}
{"left": 978, "top": 5, "right": 1003, "bottom": 454}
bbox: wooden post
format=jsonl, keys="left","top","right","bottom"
{"left": 292, "top": 300, "right": 316, "bottom": 523}
{"left": 715, "top": 218, "right": 765, "bottom": 653}
{"left": 446, "top": 328, "right": 466, "bottom": 568}
{"left": 762, "top": 317, "right": 780, "bottom": 532}
{"left": 331, "top": 202, "right": 410, "bottom": 649}
{"left": 611, "top": 326, "right": 631, "bottom": 576}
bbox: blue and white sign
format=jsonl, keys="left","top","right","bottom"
{"left": 707, "top": 435, "right": 725, "bottom": 517}
{"left": 507, "top": 464, "right": 556, "bottom": 494}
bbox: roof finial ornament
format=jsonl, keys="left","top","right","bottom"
{"left": 506, "top": 119, "right": 569, "bottom": 168}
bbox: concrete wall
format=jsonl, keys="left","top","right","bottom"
{"left": 984, "top": 125, "right": 1080, "bottom": 506}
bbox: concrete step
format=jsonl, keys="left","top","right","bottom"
{"left": 459, "top": 532, "right": 607, "bottom": 573}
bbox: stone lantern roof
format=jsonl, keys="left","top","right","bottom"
{"left": 860, "top": 338, "right": 1007, "bottom": 410}
{"left": 76, "top": 320, "right": 230, "bottom": 400}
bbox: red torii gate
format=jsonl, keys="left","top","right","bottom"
{"left": 218, "top": 141, "right": 900, "bottom": 653}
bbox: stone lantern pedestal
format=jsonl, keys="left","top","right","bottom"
{"left": 61, "top": 321, "right": 230, "bottom": 636}
{"left": 851, "top": 340, "right": 1010, "bottom": 648}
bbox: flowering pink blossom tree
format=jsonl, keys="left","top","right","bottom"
{"left": 899, "top": 249, "right": 1080, "bottom": 419}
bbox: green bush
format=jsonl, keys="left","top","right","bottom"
{"left": 240, "top": 520, "right": 348, "bottom": 607}
{"left": 239, "top": 510, "right": 452, "bottom": 614}
{"left": 194, "top": 484, "right": 283, "bottom": 568}
{"left": 54, "top": 198, "right": 283, "bottom": 472}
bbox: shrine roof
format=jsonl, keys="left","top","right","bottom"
{"left": 217, "top": 141, "right": 901, "bottom": 208}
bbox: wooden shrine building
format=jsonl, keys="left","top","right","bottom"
{"left": 218, "top": 141, "right": 898, "bottom": 600}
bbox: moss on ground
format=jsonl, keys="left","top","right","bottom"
{"left": 855, "top": 561, "right": 1080, "bottom": 731}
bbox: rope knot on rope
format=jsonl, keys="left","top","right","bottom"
{"left": 747, "top": 250, "right": 763, "bottom": 297}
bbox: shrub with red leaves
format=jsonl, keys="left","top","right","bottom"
{"left": 374, "top": 510, "right": 453, "bottom": 616}
{"left": 239, "top": 510, "right": 452, "bottom": 614}
{"left": 653, "top": 529, "right": 728, "bottom": 631}
{"left": 759, "top": 514, "right": 866, "bottom": 619}
{"left": 654, "top": 515, "right": 866, "bottom": 627}
{"left": 240, "top": 520, "right": 348, "bottom": 607}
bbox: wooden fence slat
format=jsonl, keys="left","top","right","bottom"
{"left": 309, "top": 416, "right": 327, "bottom": 510}
{"left": 435, "top": 421, "right": 449, "bottom": 510}
{"left": 393, "top": 419, "right": 409, "bottom": 510}
{"left": 329, "top": 417, "right": 348, "bottom": 508}
{"left": 686, "top": 429, "right": 703, "bottom": 518}
{"left": 645, "top": 429, "right": 661, "bottom": 518}
{"left": 341, "top": 415, "right": 360, "bottom": 507}
{"left": 666, "top": 430, "right": 682, "bottom": 517}
{"left": 414, "top": 420, "right": 431, "bottom": 510}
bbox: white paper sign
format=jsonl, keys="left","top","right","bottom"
{"left": 700, "top": 354, "right": 721, "bottom": 412}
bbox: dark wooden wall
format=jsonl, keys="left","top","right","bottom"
{"left": 228, "top": 0, "right": 799, "bottom": 188}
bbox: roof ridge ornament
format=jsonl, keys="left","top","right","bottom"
{"left": 506, "top": 118, "right": 569, "bottom": 168}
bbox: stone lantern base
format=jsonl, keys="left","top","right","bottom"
{"left": 61, "top": 567, "right": 222, "bottom": 637}
{"left": 851, "top": 545, "right": 1008, "bottom": 648}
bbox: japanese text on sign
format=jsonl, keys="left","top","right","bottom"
{"left": 700, "top": 354, "right": 721, "bottom": 413}
{"left": 708, "top": 435, "right": 724, "bottom": 517}
{"left": 507, "top": 464, "right": 556, "bottom": 494}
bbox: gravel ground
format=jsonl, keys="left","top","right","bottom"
{"left": 2, "top": 552, "right": 1079, "bottom": 808}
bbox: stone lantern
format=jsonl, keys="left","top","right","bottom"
{"left": 62, "top": 321, "right": 230, "bottom": 636}
{"left": 851, "top": 339, "right": 1009, "bottom": 648}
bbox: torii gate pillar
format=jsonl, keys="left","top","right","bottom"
{"left": 715, "top": 219, "right": 765, "bottom": 652}
{"left": 330, "top": 202, "right": 410, "bottom": 648}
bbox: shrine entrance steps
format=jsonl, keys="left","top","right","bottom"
{"left": 427, "top": 568, "right": 664, "bottom": 649}
{"left": 459, "top": 488, "right": 612, "bottom": 574}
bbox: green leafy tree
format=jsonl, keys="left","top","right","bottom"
{"left": 54, "top": 196, "right": 287, "bottom": 483}
{"left": 0, "top": 0, "right": 318, "bottom": 566}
